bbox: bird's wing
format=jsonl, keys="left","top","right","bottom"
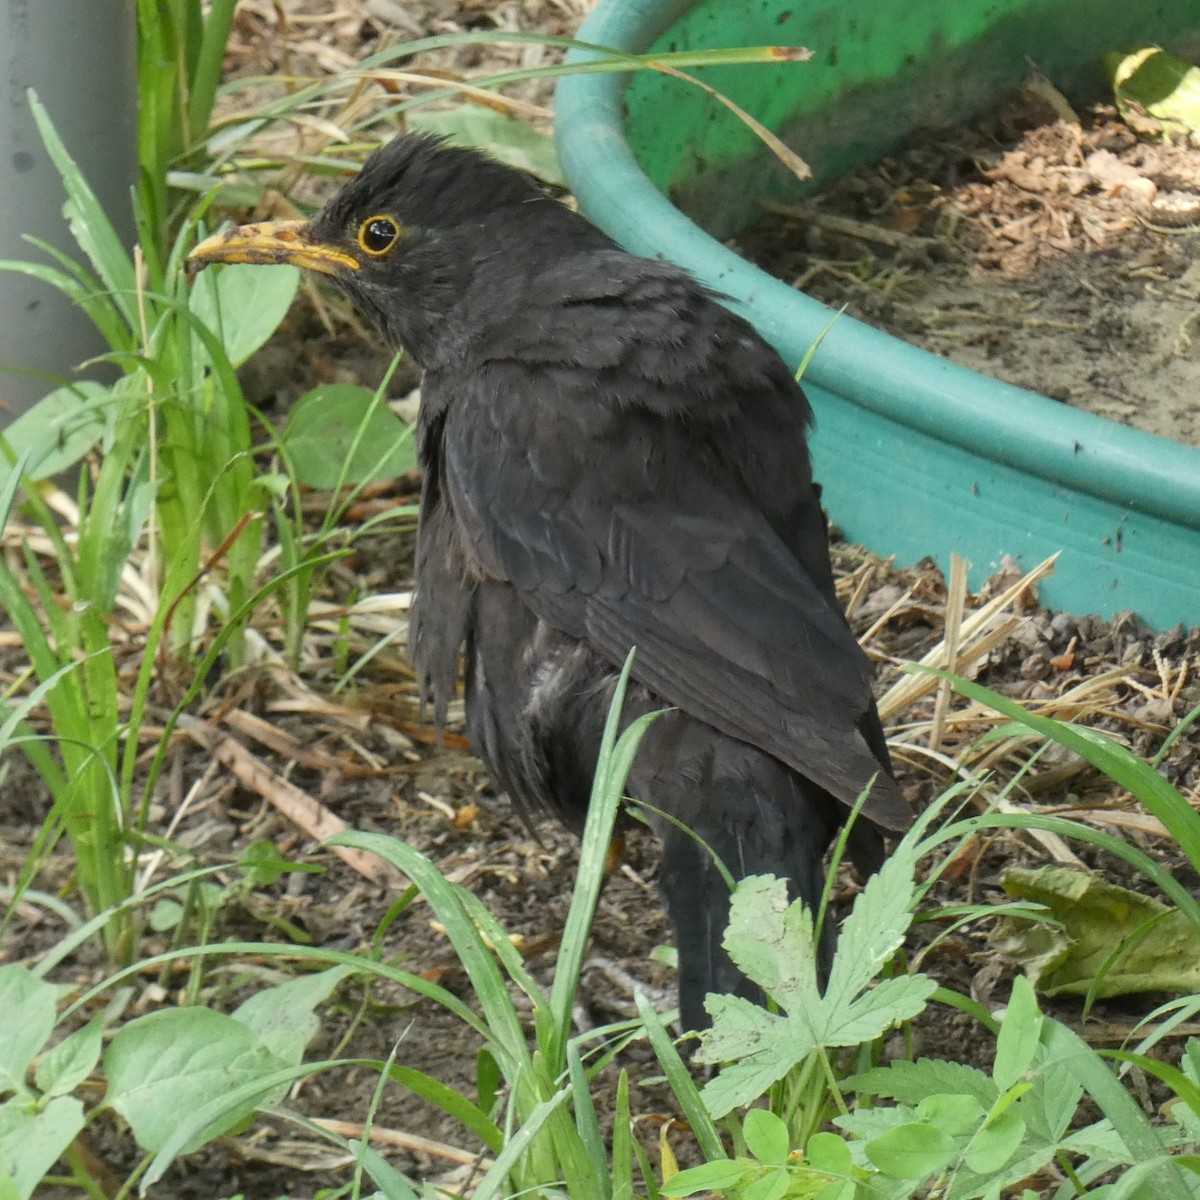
{"left": 436, "top": 367, "right": 910, "bottom": 831}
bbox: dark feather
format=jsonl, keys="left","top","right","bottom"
{"left": 274, "top": 133, "right": 911, "bottom": 1028}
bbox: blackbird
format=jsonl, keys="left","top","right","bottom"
{"left": 191, "top": 134, "right": 911, "bottom": 1031}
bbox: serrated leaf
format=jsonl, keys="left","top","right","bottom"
{"left": 104, "top": 1008, "right": 287, "bottom": 1154}
{"left": 948, "top": 1142, "right": 1059, "bottom": 1200}
{"left": 846, "top": 1058, "right": 998, "bottom": 1108}
{"left": 698, "top": 997, "right": 809, "bottom": 1117}
{"left": 699, "top": 865, "right": 933, "bottom": 1117}
{"left": 1057, "top": 1119, "right": 1135, "bottom": 1166}
{"left": 915, "top": 1093, "right": 984, "bottom": 1138}
{"left": 189, "top": 260, "right": 299, "bottom": 367}
{"left": 407, "top": 107, "right": 564, "bottom": 185}
{"left": 722, "top": 875, "right": 822, "bottom": 1007}
{"left": 823, "top": 973, "right": 938, "bottom": 1046}
{"left": 993, "top": 976, "right": 1042, "bottom": 1092}
{"left": 282, "top": 384, "right": 416, "bottom": 489}
{"left": 824, "top": 838, "right": 919, "bottom": 1008}
{"left": 0, "top": 967, "right": 56, "bottom": 1095}
{"left": 0, "top": 1095, "right": 84, "bottom": 1200}
{"left": 866, "top": 1122, "right": 957, "bottom": 1180}
{"left": 965, "top": 1112, "right": 1025, "bottom": 1175}
{"left": 835, "top": 1104, "right": 919, "bottom": 1144}
{"left": 34, "top": 1015, "right": 102, "bottom": 1099}
{"left": 743, "top": 1109, "right": 790, "bottom": 1163}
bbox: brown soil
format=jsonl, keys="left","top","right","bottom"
{"left": 6, "top": 13, "right": 1200, "bottom": 1200}
{"left": 735, "top": 91, "right": 1200, "bottom": 447}
{"left": 7, "top": 515, "right": 1199, "bottom": 1198}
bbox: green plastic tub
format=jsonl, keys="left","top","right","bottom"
{"left": 556, "top": 0, "right": 1200, "bottom": 630}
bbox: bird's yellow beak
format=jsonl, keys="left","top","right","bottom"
{"left": 189, "top": 220, "right": 360, "bottom": 275}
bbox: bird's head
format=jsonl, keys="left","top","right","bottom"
{"left": 190, "top": 133, "right": 559, "bottom": 364}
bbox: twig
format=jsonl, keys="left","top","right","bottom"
{"left": 764, "top": 199, "right": 939, "bottom": 251}
{"left": 176, "top": 712, "right": 402, "bottom": 885}
{"left": 311, "top": 1118, "right": 493, "bottom": 1169}
{"left": 929, "top": 554, "right": 968, "bottom": 752}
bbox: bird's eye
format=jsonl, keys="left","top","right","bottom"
{"left": 358, "top": 215, "right": 400, "bottom": 256}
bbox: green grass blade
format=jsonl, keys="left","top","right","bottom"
{"left": 1041, "top": 1019, "right": 1188, "bottom": 1197}
{"left": 471, "top": 1089, "right": 572, "bottom": 1200}
{"left": 934, "top": 670, "right": 1200, "bottom": 869}
{"left": 931, "top": 810, "right": 1200, "bottom": 934}
{"left": 549, "top": 649, "right": 658, "bottom": 1069}
{"left": 330, "top": 831, "right": 530, "bottom": 1075}
{"left": 612, "top": 1069, "right": 634, "bottom": 1200}
{"left": 28, "top": 93, "right": 137, "bottom": 330}
{"left": 386, "top": 1065, "right": 502, "bottom": 1152}
{"left": 635, "top": 992, "right": 725, "bottom": 1161}
{"left": 188, "top": 0, "right": 238, "bottom": 142}
{"left": 567, "top": 1042, "right": 610, "bottom": 1187}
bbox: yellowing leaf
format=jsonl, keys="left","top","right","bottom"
{"left": 1105, "top": 47, "right": 1200, "bottom": 136}
{"left": 996, "top": 866, "right": 1200, "bottom": 997}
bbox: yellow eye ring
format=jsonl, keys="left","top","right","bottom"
{"left": 358, "top": 215, "right": 400, "bottom": 256}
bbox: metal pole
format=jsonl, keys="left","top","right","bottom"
{"left": 0, "top": 0, "right": 137, "bottom": 421}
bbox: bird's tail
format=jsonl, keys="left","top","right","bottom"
{"left": 631, "top": 719, "right": 878, "bottom": 1033}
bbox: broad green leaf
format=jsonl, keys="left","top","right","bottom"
{"left": 282, "top": 384, "right": 416, "bottom": 489}
{"left": 1041, "top": 1020, "right": 1181, "bottom": 1185}
{"left": 993, "top": 976, "right": 1042, "bottom": 1091}
{"left": 965, "top": 1112, "right": 1025, "bottom": 1175}
{"left": 1023, "top": 1046, "right": 1083, "bottom": 1144}
{"left": 148, "top": 898, "right": 184, "bottom": 933}
{"left": 743, "top": 1109, "right": 790, "bottom": 1163}
{"left": 814, "top": 1182, "right": 855, "bottom": 1200}
{"left": 846, "top": 1058, "right": 997, "bottom": 1109}
{"left": 866, "top": 1122, "right": 957, "bottom": 1180}
{"left": 34, "top": 1015, "right": 103, "bottom": 1099}
{"left": 835, "top": 1105, "right": 919, "bottom": 1144}
{"left": 741, "top": 1168, "right": 790, "bottom": 1200}
{"left": 0, "top": 1095, "right": 84, "bottom": 1200}
{"left": 233, "top": 965, "right": 354, "bottom": 1066}
{"left": 698, "top": 869, "right": 934, "bottom": 1117}
{"left": 996, "top": 866, "right": 1200, "bottom": 997}
{"left": 0, "top": 381, "right": 111, "bottom": 486}
{"left": 104, "top": 1008, "right": 287, "bottom": 1153}
{"left": 189, "top": 261, "right": 299, "bottom": 367}
{"left": 407, "top": 107, "right": 564, "bottom": 186}
{"left": 806, "top": 1132, "right": 852, "bottom": 1174}
{"left": 660, "top": 1157, "right": 751, "bottom": 1196}
{"left": 0, "top": 968, "right": 56, "bottom": 1095}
